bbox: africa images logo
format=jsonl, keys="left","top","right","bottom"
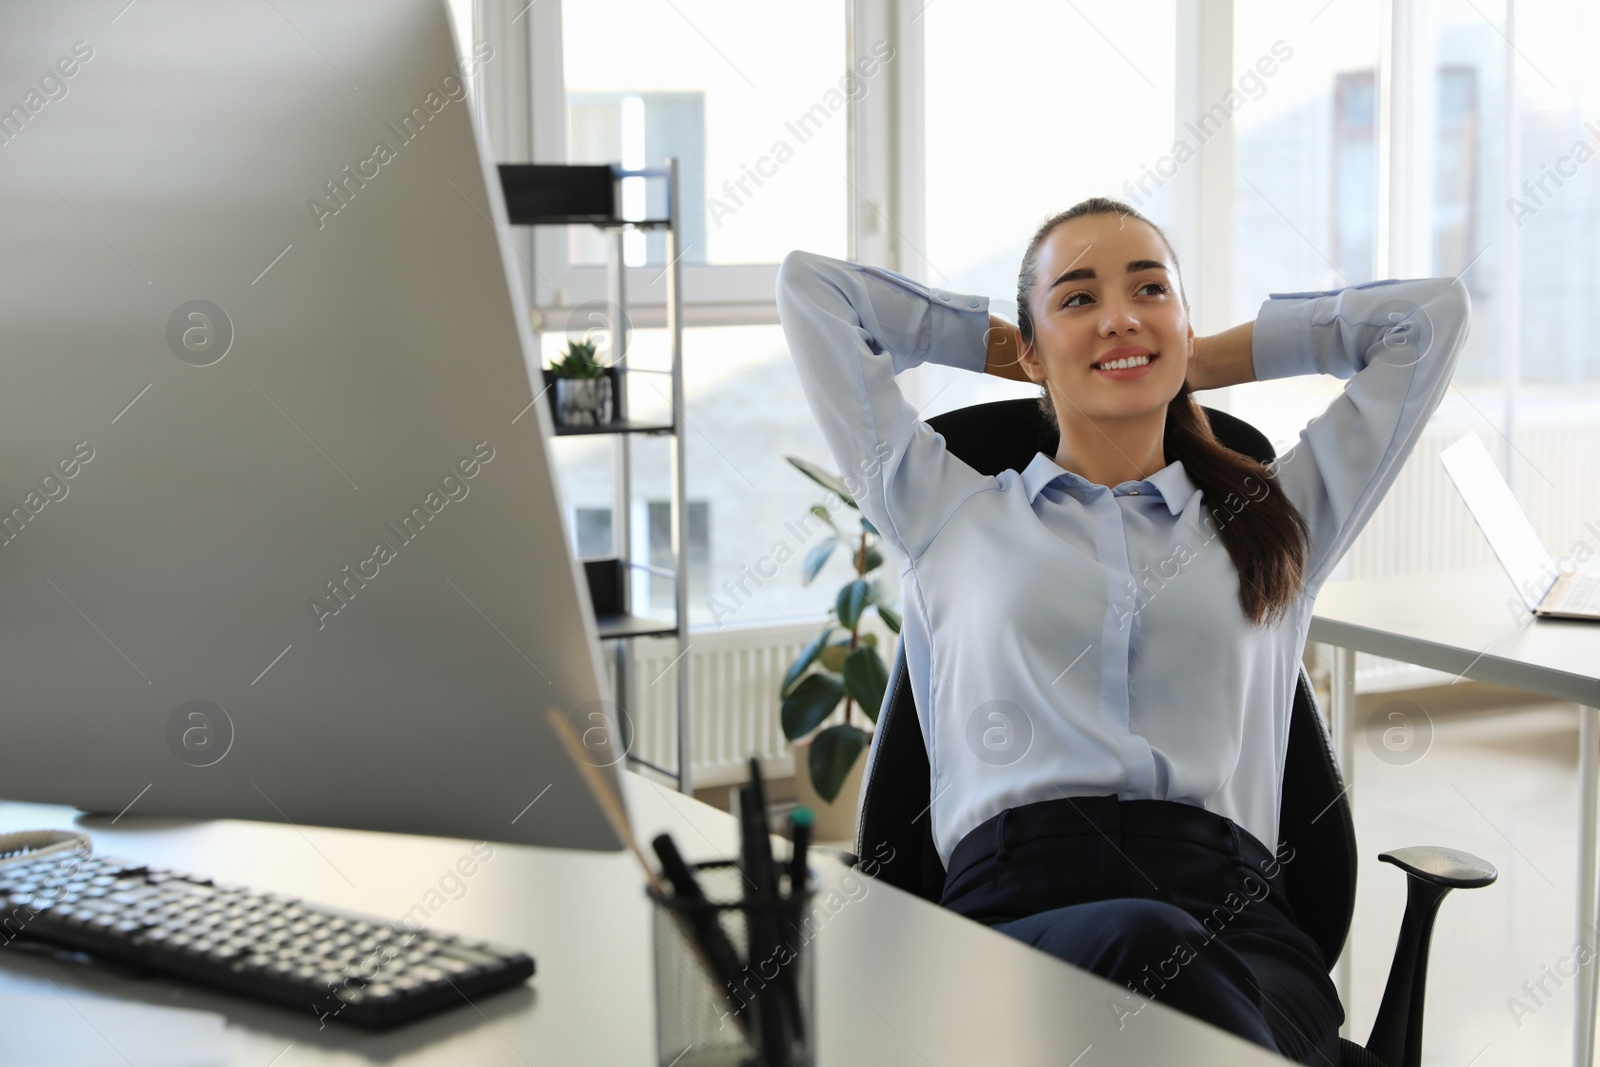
{"left": 306, "top": 41, "right": 493, "bottom": 231}
{"left": 308, "top": 442, "right": 496, "bottom": 630}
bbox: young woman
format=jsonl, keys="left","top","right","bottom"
{"left": 775, "top": 196, "right": 1471, "bottom": 1064}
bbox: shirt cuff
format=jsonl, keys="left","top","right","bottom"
{"left": 1251, "top": 292, "right": 1322, "bottom": 382}
{"left": 927, "top": 285, "right": 992, "bottom": 375}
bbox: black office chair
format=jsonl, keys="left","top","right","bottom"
{"left": 828, "top": 398, "right": 1497, "bottom": 1067}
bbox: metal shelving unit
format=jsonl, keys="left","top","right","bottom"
{"left": 500, "top": 159, "right": 692, "bottom": 795}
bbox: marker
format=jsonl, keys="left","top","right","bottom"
{"left": 788, "top": 806, "right": 813, "bottom": 895}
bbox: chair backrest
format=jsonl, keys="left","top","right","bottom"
{"left": 853, "top": 397, "right": 1358, "bottom": 971}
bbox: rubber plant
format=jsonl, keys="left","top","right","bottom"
{"left": 779, "top": 456, "right": 902, "bottom": 803}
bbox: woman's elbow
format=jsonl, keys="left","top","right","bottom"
{"left": 777, "top": 248, "right": 825, "bottom": 301}
{"left": 1386, "top": 275, "right": 1471, "bottom": 363}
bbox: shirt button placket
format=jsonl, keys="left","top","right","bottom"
{"left": 1091, "top": 490, "right": 1159, "bottom": 798}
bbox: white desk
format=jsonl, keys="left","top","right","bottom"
{"left": 0, "top": 770, "right": 1291, "bottom": 1066}
{"left": 1311, "top": 566, "right": 1600, "bottom": 1067}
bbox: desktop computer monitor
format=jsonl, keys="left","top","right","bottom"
{"left": 0, "top": 0, "right": 626, "bottom": 853}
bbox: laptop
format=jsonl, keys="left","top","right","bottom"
{"left": 1440, "top": 433, "right": 1600, "bottom": 621}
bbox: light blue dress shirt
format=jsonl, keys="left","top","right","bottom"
{"left": 775, "top": 250, "right": 1471, "bottom": 868}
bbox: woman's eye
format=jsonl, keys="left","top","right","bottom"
{"left": 1062, "top": 279, "right": 1164, "bottom": 308}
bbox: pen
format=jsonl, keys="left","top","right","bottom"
{"left": 739, "top": 778, "right": 790, "bottom": 1064}
{"left": 748, "top": 756, "right": 806, "bottom": 1061}
{"left": 651, "top": 833, "right": 754, "bottom": 1042}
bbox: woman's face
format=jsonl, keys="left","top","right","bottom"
{"left": 1018, "top": 213, "right": 1192, "bottom": 423}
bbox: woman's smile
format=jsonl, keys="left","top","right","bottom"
{"left": 1092, "top": 344, "right": 1158, "bottom": 379}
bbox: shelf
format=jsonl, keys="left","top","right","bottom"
{"left": 515, "top": 159, "right": 692, "bottom": 793}
{"left": 583, "top": 558, "right": 678, "bottom": 643}
{"left": 552, "top": 419, "right": 675, "bottom": 437}
{"left": 498, "top": 164, "right": 668, "bottom": 228}
{"left": 595, "top": 613, "right": 679, "bottom": 641}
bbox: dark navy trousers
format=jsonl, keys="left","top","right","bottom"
{"left": 938, "top": 794, "right": 1343, "bottom": 1065}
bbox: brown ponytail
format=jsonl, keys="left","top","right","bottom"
{"left": 1017, "top": 197, "right": 1311, "bottom": 627}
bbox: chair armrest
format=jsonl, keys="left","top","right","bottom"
{"left": 1364, "top": 846, "right": 1498, "bottom": 1067}
{"left": 1379, "top": 846, "right": 1497, "bottom": 889}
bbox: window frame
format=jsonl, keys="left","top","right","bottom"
{"left": 492, "top": 0, "right": 1527, "bottom": 477}
{"left": 518, "top": 0, "right": 904, "bottom": 328}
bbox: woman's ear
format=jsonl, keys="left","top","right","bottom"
{"left": 1018, "top": 333, "right": 1043, "bottom": 383}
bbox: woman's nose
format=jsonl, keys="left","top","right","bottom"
{"left": 1099, "top": 302, "right": 1139, "bottom": 334}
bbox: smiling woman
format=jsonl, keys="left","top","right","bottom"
{"left": 775, "top": 205, "right": 1470, "bottom": 1062}
{"left": 990, "top": 196, "right": 1307, "bottom": 627}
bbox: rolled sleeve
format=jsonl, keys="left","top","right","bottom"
{"left": 776, "top": 250, "right": 995, "bottom": 563}
{"left": 852, "top": 265, "right": 993, "bottom": 374}
{"left": 1253, "top": 276, "right": 1472, "bottom": 594}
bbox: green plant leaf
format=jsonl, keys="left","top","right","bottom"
{"left": 842, "top": 646, "right": 888, "bottom": 725}
{"left": 807, "top": 723, "right": 871, "bottom": 804}
{"left": 785, "top": 456, "right": 855, "bottom": 507}
{"left": 800, "top": 538, "right": 839, "bottom": 586}
{"left": 818, "top": 643, "right": 850, "bottom": 672}
{"left": 780, "top": 626, "right": 833, "bottom": 697}
{"left": 856, "top": 545, "right": 884, "bottom": 575}
{"left": 781, "top": 673, "right": 845, "bottom": 741}
{"left": 551, "top": 339, "right": 606, "bottom": 379}
{"left": 835, "top": 579, "right": 870, "bottom": 630}
{"left": 877, "top": 604, "right": 902, "bottom": 634}
{"left": 860, "top": 515, "right": 878, "bottom": 535}
{"left": 860, "top": 632, "right": 877, "bottom": 647}
{"left": 810, "top": 505, "right": 837, "bottom": 530}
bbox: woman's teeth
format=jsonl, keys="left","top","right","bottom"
{"left": 1096, "top": 354, "right": 1153, "bottom": 370}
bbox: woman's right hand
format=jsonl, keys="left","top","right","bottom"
{"left": 983, "top": 315, "right": 1031, "bottom": 382}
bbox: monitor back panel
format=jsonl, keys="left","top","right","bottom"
{"left": 0, "top": 0, "right": 624, "bottom": 851}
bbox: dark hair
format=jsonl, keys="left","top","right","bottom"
{"left": 1016, "top": 196, "right": 1310, "bottom": 627}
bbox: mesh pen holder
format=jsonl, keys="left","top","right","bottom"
{"left": 648, "top": 859, "right": 816, "bottom": 1067}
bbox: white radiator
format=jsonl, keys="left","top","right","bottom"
{"left": 603, "top": 617, "right": 894, "bottom": 789}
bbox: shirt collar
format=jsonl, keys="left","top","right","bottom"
{"left": 1019, "top": 452, "right": 1199, "bottom": 517}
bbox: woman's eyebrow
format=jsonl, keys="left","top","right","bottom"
{"left": 1046, "top": 260, "right": 1171, "bottom": 293}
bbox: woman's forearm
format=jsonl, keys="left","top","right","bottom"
{"left": 1188, "top": 322, "right": 1257, "bottom": 392}
{"left": 984, "top": 316, "right": 1031, "bottom": 382}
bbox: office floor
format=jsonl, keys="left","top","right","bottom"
{"left": 1339, "top": 680, "right": 1584, "bottom": 1067}
{"left": 693, "top": 681, "right": 1584, "bottom": 1065}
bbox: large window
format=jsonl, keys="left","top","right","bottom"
{"left": 923, "top": 1, "right": 1179, "bottom": 304}
{"left": 538, "top": 2, "right": 863, "bottom": 628}
{"left": 1497, "top": 1, "right": 1600, "bottom": 562}
{"left": 558, "top": 0, "right": 849, "bottom": 267}
{"left": 917, "top": 1, "right": 1178, "bottom": 420}
{"left": 523, "top": 0, "right": 1600, "bottom": 633}
{"left": 1226, "top": 1, "right": 1382, "bottom": 451}
{"left": 1514, "top": 2, "right": 1600, "bottom": 389}
{"left": 1232, "top": 0, "right": 1383, "bottom": 318}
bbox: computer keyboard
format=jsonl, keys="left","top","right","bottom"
{"left": 0, "top": 849, "right": 535, "bottom": 1029}
{"left": 1552, "top": 574, "right": 1600, "bottom": 615}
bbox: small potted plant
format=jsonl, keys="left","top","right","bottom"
{"left": 779, "top": 456, "right": 902, "bottom": 841}
{"left": 545, "top": 339, "right": 614, "bottom": 427}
